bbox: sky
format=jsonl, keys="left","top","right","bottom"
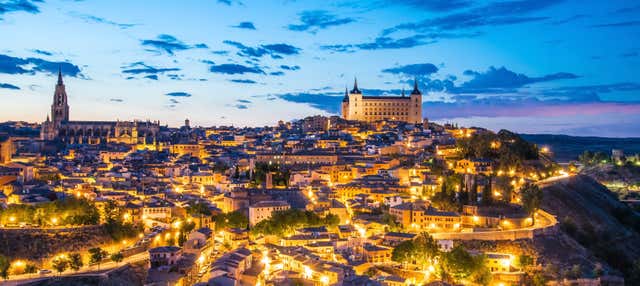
{"left": 0, "top": 0, "right": 639, "bottom": 137}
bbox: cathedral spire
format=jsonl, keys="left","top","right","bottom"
{"left": 411, "top": 78, "right": 421, "bottom": 95}
{"left": 57, "top": 66, "right": 63, "bottom": 85}
{"left": 401, "top": 88, "right": 405, "bottom": 97}
{"left": 350, "top": 77, "right": 361, "bottom": 94}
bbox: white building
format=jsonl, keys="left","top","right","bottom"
{"left": 248, "top": 200, "right": 290, "bottom": 226}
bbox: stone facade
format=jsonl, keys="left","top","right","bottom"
{"left": 40, "top": 69, "right": 160, "bottom": 144}
{"left": 341, "top": 79, "right": 423, "bottom": 124}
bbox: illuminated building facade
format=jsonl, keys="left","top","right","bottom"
{"left": 341, "top": 79, "right": 423, "bottom": 124}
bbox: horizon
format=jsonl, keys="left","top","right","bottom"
{"left": 1, "top": 0, "right": 639, "bottom": 137}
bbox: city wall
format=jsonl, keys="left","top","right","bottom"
{"left": 431, "top": 210, "right": 559, "bottom": 241}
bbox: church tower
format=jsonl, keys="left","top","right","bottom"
{"left": 51, "top": 68, "right": 69, "bottom": 127}
{"left": 341, "top": 87, "right": 349, "bottom": 120}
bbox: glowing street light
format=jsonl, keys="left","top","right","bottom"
{"left": 12, "top": 260, "right": 25, "bottom": 268}
{"left": 9, "top": 216, "right": 15, "bottom": 223}
{"left": 51, "top": 217, "right": 59, "bottom": 225}
{"left": 303, "top": 265, "right": 313, "bottom": 279}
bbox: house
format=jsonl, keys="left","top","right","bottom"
{"left": 382, "top": 232, "right": 416, "bottom": 247}
{"left": 149, "top": 246, "right": 182, "bottom": 268}
{"left": 248, "top": 200, "right": 290, "bottom": 226}
{"left": 362, "top": 244, "right": 392, "bottom": 264}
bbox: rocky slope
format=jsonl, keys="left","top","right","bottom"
{"left": 20, "top": 263, "right": 145, "bottom": 286}
{"left": 459, "top": 175, "right": 640, "bottom": 283}
{"left": 540, "top": 175, "right": 640, "bottom": 281}
{"left": 0, "top": 225, "right": 114, "bottom": 260}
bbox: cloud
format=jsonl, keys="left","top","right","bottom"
{"left": 211, "top": 50, "right": 229, "bottom": 55}
{"left": 209, "top": 63, "right": 264, "bottom": 75}
{"left": 275, "top": 92, "right": 344, "bottom": 114}
{"left": 31, "top": 49, "right": 53, "bottom": 56}
{"left": 280, "top": 65, "right": 300, "bottom": 71}
{"left": 0, "top": 83, "right": 19, "bottom": 90}
{"left": 389, "top": 0, "right": 473, "bottom": 12}
{"left": 621, "top": 51, "right": 638, "bottom": 58}
{"left": 590, "top": 21, "right": 640, "bottom": 28}
{"left": 613, "top": 5, "right": 640, "bottom": 14}
{"left": 543, "top": 83, "right": 640, "bottom": 102}
{"left": 0, "top": 54, "right": 82, "bottom": 77}
{"left": 382, "top": 63, "right": 439, "bottom": 76}
{"left": 232, "top": 21, "right": 256, "bottom": 30}
{"left": 0, "top": 0, "right": 42, "bottom": 18}
{"left": 121, "top": 62, "right": 180, "bottom": 80}
{"left": 548, "top": 14, "right": 588, "bottom": 25}
{"left": 110, "top": 98, "right": 124, "bottom": 102}
{"left": 223, "top": 40, "right": 301, "bottom": 59}
{"left": 273, "top": 81, "right": 640, "bottom": 122}
{"left": 425, "top": 98, "right": 640, "bottom": 120}
{"left": 382, "top": 0, "right": 561, "bottom": 35}
{"left": 230, "top": 79, "right": 257, "bottom": 84}
{"left": 141, "top": 34, "right": 208, "bottom": 55}
{"left": 269, "top": 71, "right": 284, "bottom": 76}
{"left": 287, "top": 10, "right": 355, "bottom": 33}
{"left": 231, "top": 104, "right": 248, "bottom": 109}
{"left": 457, "top": 66, "right": 578, "bottom": 92}
{"left": 217, "top": 0, "right": 242, "bottom": 5}
{"left": 165, "top": 92, "right": 192, "bottom": 97}
{"left": 237, "top": 99, "right": 251, "bottom": 103}
{"left": 68, "top": 12, "right": 137, "bottom": 29}
{"left": 262, "top": 44, "right": 300, "bottom": 55}
{"left": 321, "top": 35, "right": 439, "bottom": 52}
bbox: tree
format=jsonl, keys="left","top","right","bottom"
{"left": 89, "top": 247, "right": 107, "bottom": 269}
{"left": 517, "top": 255, "right": 534, "bottom": 269}
{"left": 186, "top": 201, "right": 211, "bottom": 217}
{"left": 24, "top": 264, "right": 37, "bottom": 274}
{"left": 521, "top": 183, "right": 543, "bottom": 224}
{"left": 0, "top": 255, "right": 9, "bottom": 280}
{"left": 482, "top": 177, "right": 494, "bottom": 206}
{"left": 178, "top": 221, "right": 196, "bottom": 246}
{"left": 68, "top": 253, "right": 83, "bottom": 272}
{"left": 213, "top": 211, "right": 249, "bottom": 230}
{"left": 250, "top": 209, "right": 340, "bottom": 237}
{"left": 442, "top": 246, "right": 484, "bottom": 283}
{"left": 413, "top": 232, "right": 440, "bottom": 266}
{"left": 392, "top": 240, "right": 416, "bottom": 265}
{"left": 469, "top": 176, "right": 479, "bottom": 205}
{"left": 495, "top": 176, "right": 513, "bottom": 203}
{"left": 52, "top": 257, "right": 69, "bottom": 275}
{"left": 110, "top": 252, "right": 124, "bottom": 265}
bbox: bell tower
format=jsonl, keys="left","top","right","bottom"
{"left": 51, "top": 67, "right": 69, "bottom": 127}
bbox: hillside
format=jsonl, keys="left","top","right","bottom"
{"left": 459, "top": 175, "right": 640, "bottom": 283}
{"left": 521, "top": 134, "right": 640, "bottom": 162}
{"left": 541, "top": 175, "right": 640, "bottom": 282}
{"left": 580, "top": 164, "right": 640, "bottom": 195}
{"left": 20, "top": 262, "right": 146, "bottom": 286}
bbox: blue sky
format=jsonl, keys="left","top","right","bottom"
{"left": 0, "top": 0, "right": 639, "bottom": 137}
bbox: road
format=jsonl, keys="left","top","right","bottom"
{"left": 536, "top": 173, "right": 573, "bottom": 187}
{"left": 2, "top": 252, "right": 148, "bottom": 286}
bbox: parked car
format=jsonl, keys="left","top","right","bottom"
{"left": 39, "top": 269, "right": 52, "bottom": 275}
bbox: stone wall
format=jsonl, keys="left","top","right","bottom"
{"left": 431, "top": 210, "right": 559, "bottom": 241}
{"left": 0, "top": 225, "right": 113, "bottom": 260}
